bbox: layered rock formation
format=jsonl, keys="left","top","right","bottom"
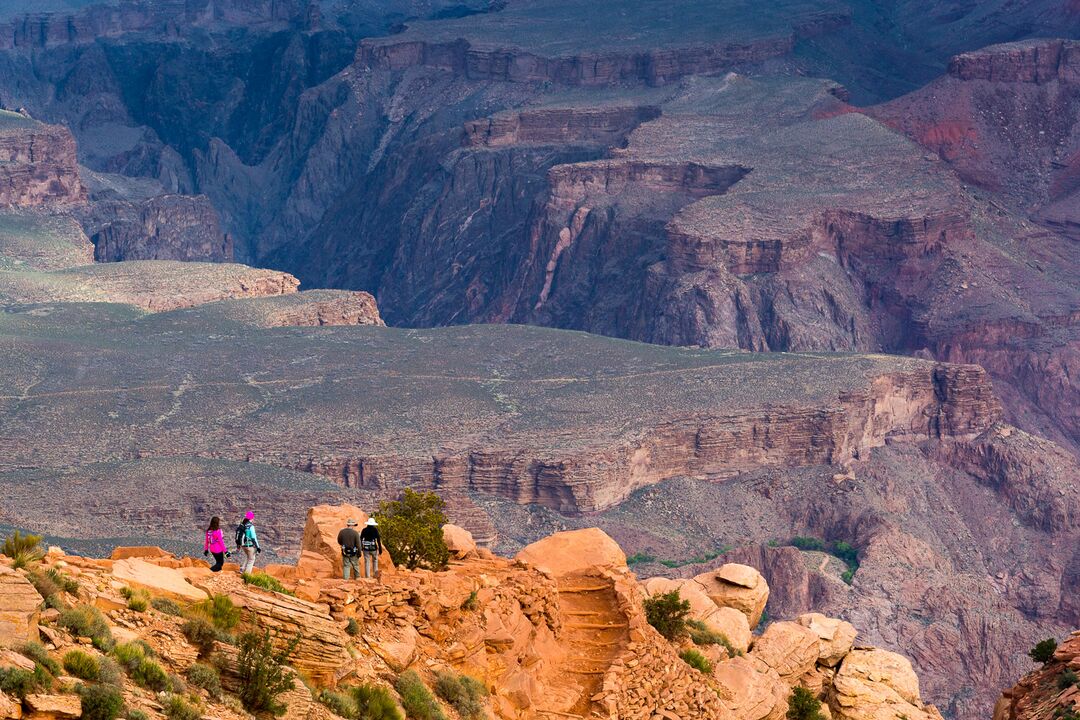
{"left": 0, "top": 112, "right": 83, "bottom": 207}
{"left": 995, "top": 631, "right": 1080, "bottom": 720}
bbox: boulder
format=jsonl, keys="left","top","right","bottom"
{"left": 714, "top": 654, "right": 788, "bottom": 720}
{"left": 442, "top": 524, "right": 477, "bottom": 559}
{"left": 0, "top": 567, "right": 43, "bottom": 647}
{"left": 108, "top": 547, "right": 172, "bottom": 561}
{"left": 750, "top": 621, "right": 820, "bottom": 685}
{"left": 0, "top": 650, "right": 35, "bottom": 672}
{"left": 0, "top": 690, "right": 19, "bottom": 720}
{"left": 796, "top": 613, "right": 857, "bottom": 667}
{"left": 109, "top": 558, "right": 208, "bottom": 602}
{"left": 831, "top": 649, "right": 942, "bottom": 720}
{"left": 641, "top": 576, "right": 751, "bottom": 653}
{"left": 368, "top": 626, "right": 419, "bottom": 671}
{"left": 515, "top": 528, "right": 626, "bottom": 577}
{"left": 301, "top": 505, "right": 394, "bottom": 579}
{"left": 693, "top": 563, "right": 770, "bottom": 628}
{"left": 23, "top": 695, "right": 80, "bottom": 720}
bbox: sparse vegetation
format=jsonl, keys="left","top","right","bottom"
{"left": 643, "top": 590, "right": 691, "bottom": 641}
{"left": 785, "top": 536, "right": 860, "bottom": 583}
{"left": 679, "top": 648, "right": 713, "bottom": 674}
{"left": 78, "top": 683, "right": 125, "bottom": 720}
{"left": 626, "top": 552, "right": 656, "bottom": 565}
{"left": 20, "top": 642, "right": 61, "bottom": 676}
{"left": 1030, "top": 638, "right": 1059, "bottom": 664}
{"left": 351, "top": 683, "right": 403, "bottom": 720}
{"left": 97, "top": 657, "right": 122, "bottom": 687}
{"left": 28, "top": 568, "right": 74, "bottom": 610}
{"left": 127, "top": 710, "right": 149, "bottom": 720}
{"left": 2, "top": 530, "right": 44, "bottom": 569}
{"left": 163, "top": 695, "right": 202, "bottom": 720}
{"left": 345, "top": 618, "right": 361, "bottom": 636}
{"left": 131, "top": 659, "right": 169, "bottom": 692}
{"left": 659, "top": 547, "right": 731, "bottom": 569}
{"left": 376, "top": 489, "right": 450, "bottom": 571}
{"left": 687, "top": 619, "right": 740, "bottom": 656}
{"left": 59, "top": 605, "right": 114, "bottom": 651}
{"left": 236, "top": 630, "right": 299, "bottom": 716}
{"left": 111, "top": 642, "right": 148, "bottom": 673}
{"left": 192, "top": 594, "right": 240, "bottom": 630}
{"left": 0, "top": 668, "right": 42, "bottom": 699}
{"left": 182, "top": 617, "right": 219, "bottom": 657}
{"left": 787, "top": 686, "right": 825, "bottom": 720}
{"left": 241, "top": 572, "right": 294, "bottom": 596}
{"left": 151, "top": 596, "right": 183, "bottom": 616}
{"left": 186, "top": 663, "right": 222, "bottom": 699}
{"left": 63, "top": 650, "right": 101, "bottom": 681}
{"left": 434, "top": 671, "right": 487, "bottom": 719}
{"left": 395, "top": 671, "right": 447, "bottom": 720}
{"left": 1059, "top": 670, "right": 1079, "bottom": 690}
{"left": 119, "top": 587, "right": 149, "bottom": 612}
{"left": 319, "top": 689, "right": 358, "bottom": 718}
{"left": 460, "top": 591, "right": 478, "bottom": 611}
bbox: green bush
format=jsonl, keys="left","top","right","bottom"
{"left": 237, "top": 630, "right": 299, "bottom": 716}
{"left": 127, "top": 710, "right": 148, "bottom": 720}
{"left": 460, "top": 591, "right": 478, "bottom": 612}
{"left": 625, "top": 552, "right": 656, "bottom": 565}
{"left": 182, "top": 617, "right": 218, "bottom": 657}
{"left": 111, "top": 642, "right": 147, "bottom": 673}
{"left": 395, "top": 671, "right": 446, "bottom": 720}
{"left": 790, "top": 537, "right": 826, "bottom": 552}
{"left": 47, "top": 568, "right": 80, "bottom": 595}
{"left": 151, "top": 597, "right": 183, "bottom": 616}
{"left": 163, "top": 695, "right": 201, "bottom": 720}
{"left": 433, "top": 671, "right": 486, "bottom": 720}
{"left": 131, "top": 659, "right": 169, "bottom": 692}
{"left": 2, "top": 530, "right": 44, "bottom": 569}
{"left": 345, "top": 618, "right": 361, "bottom": 636}
{"left": 686, "top": 619, "right": 740, "bottom": 656}
{"left": 840, "top": 568, "right": 855, "bottom": 585}
{"left": 376, "top": 489, "right": 450, "bottom": 571}
{"left": 193, "top": 595, "right": 240, "bottom": 630}
{"left": 1059, "top": 669, "right": 1079, "bottom": 690}
{"left": 186, "top": 663, "right": 221, "bottom": 699}
{"left": 787, "top": 686, "right": 825, "bottom": 720}
{"left": 20, "top": 642, "right": 61, "bottom": 676}
{"left": 0, "top": 668, "right": 40, "bottom": 699}
{"left": 351, "top": 683, "right": 403, "bottom": 720}
{"left": 119, "top": 587, "right": 149, "bottom": 613}
{"left": 643, "top": 590, "right": 691, "bottom": 641}
{"left": 58, "top": 606, "right": 114, "bottom": 651}
{"left": 1030, "top": 638, "right": 1059, "bottom": 664}
{"left": 319, "top": 689, "right": 358, "bottom": 719}
{"left": 679, "top": 648, "right": 712, "bottom": 674}
{"left": 78, "top": 683, "right": 124, "bottom": 720}
{"left": 63, "top": 650, "right": 100, "bottom": 681}
{"left": 97, "top": 658, "right": 122, "bottom": 687}
{"left": 27, "top": 570, "right": 62, "bottom": 609}
{"left": 241, "top": 572, "right": 294, "bottom": 596}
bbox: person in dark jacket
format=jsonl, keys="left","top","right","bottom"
{"left": 337, "top": 519, "right": 361, "bottom": 580}
{"left": 360, "top": 518, "right": 382, "bottom": 580}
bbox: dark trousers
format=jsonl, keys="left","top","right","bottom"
{"left": 209, "top": 552, "right": 225, "bottom": 572}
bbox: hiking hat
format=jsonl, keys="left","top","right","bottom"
{"left": 245, "top": 511, "right": 254, "bottom": 520}
{"left": 366, "top": 518, "right": 378, "bottom": 526}
{"left": 346, "top": 519, "right": 358, "bottom": 527}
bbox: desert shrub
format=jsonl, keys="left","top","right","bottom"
{"left": 119, "top": 587, "right": 149, "bottom": 613}
{"left": 0, "top": 668, "right": 39, "bottom": 699}
{"left": 169, "top": 673, "right": 186, "bottom": 694}
{"left": 192, "top": 595, "right": 240, "bottom": 630}
{"left": 186, "top": 663, "right": 221, "bottom": 699}
{"left": 434, "top": 671, "right": 486, "bottom": 719}
{"left": 643, "top": 590, "right": 690, "bottom": 641}
{"left": 832, "top": 541, "right": 858, "bottom": 566}
{"left": 131, "top": 659, "right": 168, "bottom": 692}
{"left": 686, "top": 619, "right": 740, "bottom": 656}
{"left": 1059, "top": 669, "right": 1079, "bottom": 690}
{"left": 58, "top": 605, "right": 114, "bottom": 651}
{"left": 790, "top": 537, "right": 826, "bottom": 552}
{"left": 27, "top": 569, "right": 62, "bottom": 609}
{"left": 679, "top": 648, "right": 712, "bottom": 674}
{"left": 345, "top": 618, "right": 360, "bottom": 636}
{"left": 111, "top": 642, "right": 147, "bottom": 673}
{"left": 20, "top": 642, "right": 61, "bottom": 676}
{"left": 460, "top": 591, "right": 478, "bottom": 612}
{"left": 97, "top": 658, "right": 122, "bottom": 687}
{"left": 63, "top": 650, "right": 100, "bottom": 681}
{"left": 151, "top": 596, "right": 183, "bottom": 616}
{"left": 376, "top": 489, "right": 450, "bottom": 571}
{"left": 2, "top": 530, "right": 44, "bottom": 569}
{"left": 1030, "top": 638, "right": 1059, "bottom": 664}
{"left": 78, "top": 683, "right": 125, "bottom": 720}
{"left": 182, "top": 617, "right": 218, "bottom": 657}
{"left": 163, "top": 695, "right": 201, "bottom": 720}
{"left": 625, "top": 552, "right": 656, "bottom": 565}
{"left": 127, "top": 710, "right": 148, "bottom": 720}
{"left": 787, "top": 686, "right": 824, "bottom": 720}
{"left": 237, "top": 630, "right": 299, "bottom": 716}
{"left": 241, "top": 572, "right": 294, "bottom": 596}
{"left": 319, "top": 689, "right": 358, "bottom": 719}
{"left": 351, "top": 683, "right": 403, "bottom": 720}
{"left": 395, "top": 671, "right": 446, "bottom": 720}
{"left": 840, "top": 568, "right": 856, "bottom": 585}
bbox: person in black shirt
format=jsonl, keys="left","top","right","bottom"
{"left": 336, "top": 519, "right": 361, "bottom": 580}
{"left": 360, "top": 517, "right": 382, "bottom": 580}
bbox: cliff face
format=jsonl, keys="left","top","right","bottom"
{"left": 0, "top": 114, "right": 84, "bottom": 207}
{"left": 994, "top": 631, "right": 1080, "bottom": 720}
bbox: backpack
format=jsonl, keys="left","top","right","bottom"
{"left": 235, "top": 522, "right": 246, "bottom": 548}
{"left": 342, "top": 545, "right": 360, "bottom": 558}
{"left": 361, "top": 537, "right": 379, "bottom": 552}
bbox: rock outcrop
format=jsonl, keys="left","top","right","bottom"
{"left": 692, "top": 564, "right": 770, "bottom": 629}
{"left": 0, "top": 113, "right": 83, "bottom": 208}
{"left": 994, "top": 631, "right": 1080, "bottom": 720}
{"left": 298, "top": 504, "right": 394, "bottom": 579}
{"left": 0, "top": 568, "right": 42, "bottom": 647}
{"left": 831, "top": 649, "right": 944, "bottom": 720}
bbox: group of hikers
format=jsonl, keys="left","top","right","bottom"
{"left": 200, "top": 511, "right": 383, "bottom": 581}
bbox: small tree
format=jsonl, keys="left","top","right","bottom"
{"left": 1029, "top": 638, "right": 1058, "bottom": 664}
{"left": 237, "top": 630, "right": 299, "bottom": 716}
{"left": 376, "top": 489, "right": 450, "bottom": 570}
{"left": 643, "top": 590, "right": 691, "bottom": 641}
{"left": 787, "top": 686, "right": 824, "bottom": 720}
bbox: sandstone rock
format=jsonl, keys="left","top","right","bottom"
{"left": 831, "top": 649, "right": 940, "bottom": 720}
{"left": 442, "top": 524, "right": 477, "bottom": 559}
{"left": 0, "top": 690, "right": 19, "bottom": 720}
{"left": 796, "top": 613, "right": 856, "bottom": 667}
{"left": 749, "top": 621, "right": 820, "bottom": 685}
{"left": 368, "top": 626, "right": 419, "bottom": 672}
{"left": 0, "top": 650, "right": 35, "bottom": 672}
{"left": 693, "top": 564, "right": 770, "bottom": 628}
{"left": 300, "top": 505, "right": 394, "bottom": 579}
{"left": 714, "top": 654, "right": 788, "bottom": 720}
{"left": 515, "top": 528, "right": 626, "bottom": 577}
{"left": 109, "top": 558, "right": 208, "bottom": 603}
{"left": 641, "top": 576, "right": 751, "bottom": 653}
{"left": 23, "top": 695, "right": 80, "bottom": 720}
{"left": 0, "top": 568, "right": 43, "bottom": 647}
{"left": 109, "top": 547, "right": 172, "bottom": 561}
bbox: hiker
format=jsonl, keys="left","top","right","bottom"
{"left": 337, "top": 519, "right": 362, "bottom": 580}
{"left": 360, "top": 517, "right": 382, "bottom": 580}
{"left": 235, "top": 511, "right": 261, "bottom": 574}
{"left": 202, "top": 516, "right": 230, "bottom": 572}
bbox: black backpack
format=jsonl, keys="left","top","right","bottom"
{"left": 234, "top": 522, "right": 246, "bottom": 548}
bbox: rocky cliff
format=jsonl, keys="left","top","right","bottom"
{"left": 994, "top": 631, "right": 1080, "bottom": 720}
{"left": 0, "top": 112, "right": 83, "bottom": 207}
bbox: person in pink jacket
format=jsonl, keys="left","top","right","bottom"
{"left": 203, "top": 516, "right": 230, "bottom": 572}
